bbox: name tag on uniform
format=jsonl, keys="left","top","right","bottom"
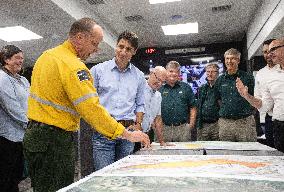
{"left": 77, "top": 70, "right": 90, "bottom": 82}
{"left": 163, "top": 91, "right": 168, "bottom": 96}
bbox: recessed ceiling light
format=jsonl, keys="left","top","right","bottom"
{"left": 149, "top": 0, "right": 181, "bottom": 4}
{"left": 162, "top": 22, "right": 198, "bottom": 35}
{"left": 0, "top": 26, "right": 42, "bottom": 42}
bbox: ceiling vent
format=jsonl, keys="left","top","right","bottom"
{"left": 212, "top": 4, "right": 232, "bottom": 13}
{"left": 125, "top": 15, "right": 144, "bottom": 22}
{"left": 86, "top": 0, "right": 105, "bottom": 5}
{"left": 211, "top": 32, "right": 226, "bottom": 37}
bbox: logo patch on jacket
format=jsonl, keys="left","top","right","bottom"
{"left": 77, "top": 70, "right": 90, "bottom": 81}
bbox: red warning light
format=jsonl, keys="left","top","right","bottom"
{"left": 145, "top": 48, "right": 156, "bottom": 54}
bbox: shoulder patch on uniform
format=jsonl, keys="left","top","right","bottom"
{"left": 77, "top": 70, "right": 90, "bottom": 82}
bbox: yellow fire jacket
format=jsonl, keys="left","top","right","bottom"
{"left": 28, "top": 40, "right": 124, "bottom": 139}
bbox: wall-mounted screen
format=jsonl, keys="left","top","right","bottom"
{"left": 180, "top": 61, "right": 224, "bottom": 94}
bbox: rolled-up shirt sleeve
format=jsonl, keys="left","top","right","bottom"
{"left": 134, "top": 77, "right": 146, "bottom": 113}
{"left": 259, "top": 85, "right": 274, "bottom": 114}
{"left": 0, "top": 76, "right": 29, "bottom": 125}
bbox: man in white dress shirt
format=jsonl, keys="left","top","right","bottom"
{"left": 254, "top": 39, "right": 277, "bottom": 147}
{"left": 236, "top": 37, "right": 284, "bottom": 152}
{"left": 138, "top": 66, "right": 168, "bottom": 150}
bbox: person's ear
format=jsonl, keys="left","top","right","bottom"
{"left": 75, "top": 32, "right": 86, "bottom": 44}
{"left": 4, "top": 58, "right": 10, "bottom": 65}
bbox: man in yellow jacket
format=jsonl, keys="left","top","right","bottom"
{"left": 23, "top": 17, "right": 150, "bottom": 192}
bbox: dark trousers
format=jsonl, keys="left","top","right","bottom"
{"left": 273, "top": 120, "right": 284, "bottom": 153}
{"left": 265, "top": 114, "right": 274, "bottom": 148}
{"left": 23, "top": 121, "right": 75, "bottom": 192}
{"left": 0, "top": 136, "right": 24, "bottom": 192}
{"left": 133, "top": 129, "right": 155, "bottom": 153}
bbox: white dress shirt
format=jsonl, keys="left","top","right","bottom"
{"left": 254, "top": 65, "right": 280, "bottom": 122}
{"left": 260, "top": 65, "right": 284, "bottom": 121}
{"left": 142, "top": 83, "right": 162, "bottom": 133}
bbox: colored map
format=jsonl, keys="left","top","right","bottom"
{"left": 149, "top": 141, "right": 276, "bottom": 151}
{"left": 61, "top": 176, "right": 284, "bottom": 192}
{"left": 94, "top": 155, "right": 284, "bottom": 181}
{"left": 59, "top": 155, "right": 284, "bottom": 192}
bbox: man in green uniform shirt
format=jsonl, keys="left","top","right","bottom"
{"left": 215, "top": 48, "right": 256, "bottom": 142}
{"left": 160, "top": 61, "right": 197, "bottom": 142}
{"left": 197, "top": 63, "right": 220, "bottom": 141}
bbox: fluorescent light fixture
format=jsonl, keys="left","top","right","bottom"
{"left": 149, "top": 0, "right": 181, "bottom": 4}
{"left": 0, "top": 26, "right": 42, "bottom": 42}
{"left": 162, "top": 22, "right": 198, "bottom": 35}
{"left": 191, "top": 56, "right": 215, "bottom": 62}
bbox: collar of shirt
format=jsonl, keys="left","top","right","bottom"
{"left": 275, "top": 67, "right": 284, "bottom": 73}
{"left": 265, "top": 64, "right": 281, "bottom": 70}
{"left": 1, "top": 66, "right": 21, "bottom": 80}
{"left": 63, "top": 40, "right": 77, "bottom": 57}
{"left": 224, "top": 70, "right": 240, "bottom": 79}
{"left": 164, "top": 81, "right": 181, "bottom": 89}
{"left": 146, "top": 83, "right": 156, "bottom": 95}
{"left": 110, "top": 58, "right": 132, "bottom": 72}
{"left": 273, "top": 64, "right": 283, "bottom": 72}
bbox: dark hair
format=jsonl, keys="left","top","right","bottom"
{"left": 0, "top": 45, "right": 22, "bottom": 66}
{"left": 263, "top": 38, "right": 276, "bottom": 46}
{"left": 69, "top": 17, "right": 97, "bottom": 37}
{"left": 117, "top": 31, "right": 139, "bottom": 50}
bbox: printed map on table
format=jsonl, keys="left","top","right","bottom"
{"left": 94, "top": 155, "right": 284, "bottom": 181}
{"left": 59, "top": 155, "right": 284, "bottom": 192}
{"left": 149, "top": 141, "right": 276, "bottom": 151}
{"left": 61, "top": 176, "right": 284, "bottom": 192}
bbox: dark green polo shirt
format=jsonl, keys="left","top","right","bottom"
{"left": 197, "top": 83, "right": 219, "bottom": 129}
{"left": 160, "top": 81, "right": 197, "bottom": 125}
{"left": 215, "top": 70, "right": 254, "bottom": 119}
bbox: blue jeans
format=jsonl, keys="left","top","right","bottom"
{"left": 92, "top": 131, "right": 134, "bottom": 171}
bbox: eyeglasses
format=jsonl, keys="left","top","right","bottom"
{"left": 269, "top": 45, "right": 284, "bottom": 54}
{"left": 153, "top": 72, "right": 165, "bottom": 84}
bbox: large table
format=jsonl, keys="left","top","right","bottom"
{"left": 135, "top": 141, "right": 284, "bottom": 156}
{"left": 58, "top": 155, "right": 284, "bottom": 192}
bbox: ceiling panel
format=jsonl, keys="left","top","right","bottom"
{"left": 0, "top": 0, "right": 267, "bottom": 67}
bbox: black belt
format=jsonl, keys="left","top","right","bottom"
{"left": 165, "top": 121, "right": 186, "bottom": 126}
{"left": 117, "top": 120, "right": 134, "bottom": 127}
{"left": 222, "top": 114, "right": 251, "bottom": 120}
{"left": 202, "top": 119, "right": 218, "bottom": 124}
{"left": 28, "top": 120, "right": 69, "bottom": 133}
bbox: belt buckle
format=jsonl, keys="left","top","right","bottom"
{"left": 173, "top": 122, "right": 183, "bottom": 126}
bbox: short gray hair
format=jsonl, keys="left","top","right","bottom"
{"left": 224, "top": 48, "right": 241, "bottom": 59}
{"left": 166, "top": 60, "right": 180, "bottom": 70}
{"left": 205, "top": 63, "right": 219, "bottom": 72}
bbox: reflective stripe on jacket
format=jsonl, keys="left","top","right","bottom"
{"left": 28, "top": 40, "right": 124, "bottom": 139}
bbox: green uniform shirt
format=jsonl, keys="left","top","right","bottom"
{"left": 197, "top": 82, "right": 219, "bottom": 129}
{"left": 160, "top": 81, "right": 197, "bottom": 125}
{"left": 215, "top": 70, "right": 254, "bottom": 119}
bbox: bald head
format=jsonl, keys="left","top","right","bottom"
{"left": 69, "top": 18, "right": 104, "bottom": 60}
{"left": 268, "top": 38, "right": 284, "bottom": 67}
{"left": 152, "top": 66, "right": 167, "bottom": 76}
{"left": 148, "top": 66, "right": 167, "bottom": 90}
{"left": 69, "top": 17, "right": 98, "bottom": 37}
